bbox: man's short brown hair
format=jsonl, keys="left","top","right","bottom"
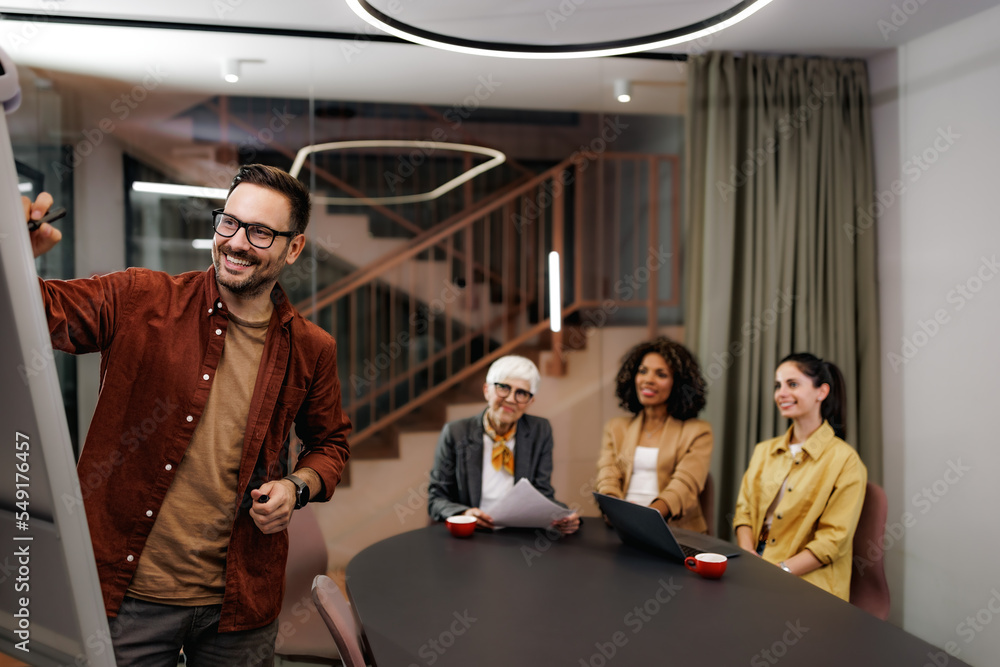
{"left": 228, "top": 164, "right": 311, "bottom": 235}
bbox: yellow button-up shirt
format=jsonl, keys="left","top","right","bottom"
{"left": 734, "top": 421, "right": 867, "bottom": 600}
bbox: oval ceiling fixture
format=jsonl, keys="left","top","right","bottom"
{"left": 344, "top": 0, "right": 774, "bottom": 60}
{"left": 289, "top": 140, "right": 506, "bottom": 206}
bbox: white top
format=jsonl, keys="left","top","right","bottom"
{"left": 480, "top": 434, "right": 515, "bottom": 512}
{"left": 624, "top": 446, "right": 660, "bottom": 506}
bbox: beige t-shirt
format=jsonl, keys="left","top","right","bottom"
{"left": 128, "top": 314, "right": 268, "bottom": 605}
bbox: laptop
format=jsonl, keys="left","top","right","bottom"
{"left": 593, "top": 492, "right": 741, "bottom": 561}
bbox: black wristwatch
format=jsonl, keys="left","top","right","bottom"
{"left": 285, "top": 474, "right": 310, "bottom": 509}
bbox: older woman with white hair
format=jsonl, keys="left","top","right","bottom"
{"left": 427, "top": 355, "right": 580, "bottom": 534}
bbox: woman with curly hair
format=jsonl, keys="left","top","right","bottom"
{"left": 595, "top": 336, "right": 713, "bottom": 533}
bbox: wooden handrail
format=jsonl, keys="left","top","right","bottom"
{"left": 295, "top": 172, "right": 534, "bottom": 316}
{"left": 297, "top": 154, "right": 578, "bottom": 315}
{"left": 414, "top": 103, "right": 538, "bottom": 180}
{"left": 349, "top": 317, "right": 551, "bottom": 444}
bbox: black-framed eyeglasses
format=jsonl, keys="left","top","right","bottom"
{"left": 493, "top": 382, "right": 533, "bottom": 404}
{"left": 212, "top": 209, "right": 299, "bottom": 249}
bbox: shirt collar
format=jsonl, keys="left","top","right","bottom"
{"left": 770, "top": 421, "right": 837, "bottom": 460}
{"left": 205, "top": 265, "right": 294, "bottom": 325}
{"left": 269, "top": 281, "right": 295, "bottom": 325}
{"left": 477, "top": 408, "right": 528, "bottom": 443}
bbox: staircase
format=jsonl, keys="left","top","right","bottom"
{"left": 295, "top": 151, "right": 683, "bottom": 462}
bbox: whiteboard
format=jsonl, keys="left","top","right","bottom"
{"left": 0, "top": 48, "right": 115, "bottom": 667}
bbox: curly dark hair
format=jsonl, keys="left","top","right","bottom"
{"left": 615, "top": 336, "right": 707, "bottom": 420}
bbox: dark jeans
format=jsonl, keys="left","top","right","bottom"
{"left": 108, "top": 596, "right": 278, "bottom": 667}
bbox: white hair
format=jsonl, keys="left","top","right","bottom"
{"left": 485, "top": 355, "right": 540, "bottom": 395}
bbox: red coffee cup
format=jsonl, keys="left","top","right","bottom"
{"left": 684, "top": 552, "right": 727, "bottom": 579}
{"left": 446, "top": 515, "right": 477, "bottom": 538}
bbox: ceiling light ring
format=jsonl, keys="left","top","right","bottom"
{"left": 345, "top": 0, "right": 773, "bottom": 59}
{"left": 289, "top": 140, "right": 506, "bottom": 206}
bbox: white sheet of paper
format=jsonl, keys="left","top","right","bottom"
{"left": 482, "top": 478, "right": 575, "bottom": 528}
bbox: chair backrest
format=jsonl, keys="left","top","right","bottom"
{"left": 698, "top": 472, "right": 715, "bottom": 536}
{"left": 312, "top": 574, "right": 368, "bottom": 667}
{"left": 849, "top": 482, "right": 891, "bottom": 620}
{"left": 275, "top": 505, "right": 340, "bottom": 660}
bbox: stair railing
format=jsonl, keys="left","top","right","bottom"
{"left": 296, "top": 152, "right": 681, "bottom": 446}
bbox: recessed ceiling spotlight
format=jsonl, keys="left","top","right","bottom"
{"left": 221, "top": 58, "right": 265, "bottom": 83}
{"left": 222, "top": 58, "right": 240, "bottom": 83}
{"left": 614, "top": 79, "right": 632, "bottom": 103}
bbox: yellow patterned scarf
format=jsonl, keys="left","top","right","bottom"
{"left": 484, "top": 413, "right": 516, "bottom": 475}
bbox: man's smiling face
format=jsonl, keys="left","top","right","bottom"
{"left": 212, "top": 183, "right": 303, "bottom": 299}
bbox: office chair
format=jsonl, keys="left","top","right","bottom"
{"left": 849, "top": 482, "right": 891, "bottom": 620}
{"left": 698, "top": 472, "right": 715, "bottom": 536}
{"left": 312, "top": 575, "right": 369, "bottom": 667}
{"left": 274, "top": 505, "right": 341, "bottom": 663}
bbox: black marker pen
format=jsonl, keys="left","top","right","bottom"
{"left": 27, "top": 206, "right": 67, "bottom": 232}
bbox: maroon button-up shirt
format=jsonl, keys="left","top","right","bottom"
{"left": 41, "top": 266, "right": 350, "bottom": 631}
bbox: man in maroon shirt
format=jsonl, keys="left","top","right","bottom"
{"left": 28, "top": 164, "right": 351, "bottom": 667}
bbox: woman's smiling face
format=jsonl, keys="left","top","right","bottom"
{"left": 774, "top": 361, "right": 828, "bottom": 422}
{"left": 635, "top": 353, "right": 673, "bottom": 408}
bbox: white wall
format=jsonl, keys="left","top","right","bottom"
{"left": 871, "top": 6, "right": 1000, "bottom": 665}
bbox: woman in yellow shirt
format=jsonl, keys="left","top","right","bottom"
{"left": 595, "top": 337, "right": 713, "bottom": 533}
{"left": 734, "top": 353, "right": 867, "bottom": 600}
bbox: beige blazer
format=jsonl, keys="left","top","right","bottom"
{"left": 595, "top": 415, "right": 713, "bottom": 533}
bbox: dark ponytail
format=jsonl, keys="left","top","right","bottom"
{"left": 779, "top": 353, "right": 847, "bottom": 440}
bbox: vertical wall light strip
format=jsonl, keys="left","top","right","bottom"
{"left": 548, "top": 251, "right": 562, "bottom": 333}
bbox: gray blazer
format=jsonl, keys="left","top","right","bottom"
{"left": 427, "top": 410, "right": 563, "bottom": 521}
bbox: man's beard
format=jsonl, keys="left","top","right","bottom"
{"left": 213, "top": 243, "right": 286, "bottom": 298}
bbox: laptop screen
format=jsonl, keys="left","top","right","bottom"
{"left": 593, "top": 492, "right": 741, "bottom": 560}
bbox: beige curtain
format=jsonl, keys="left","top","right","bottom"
{"left": 684, "top": 53, "right": 882, "bottom": 539}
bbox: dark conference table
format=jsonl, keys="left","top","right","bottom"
{"left": 346, "top": 521, "right": 967, "bottom": 667}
